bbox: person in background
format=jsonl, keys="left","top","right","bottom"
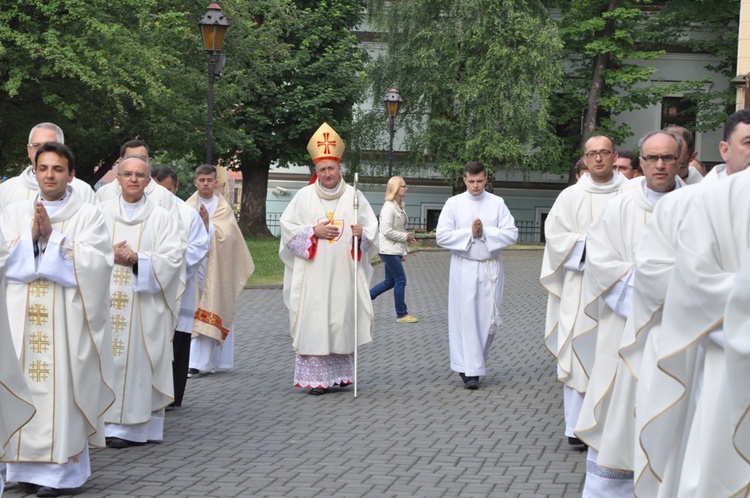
{"left": 370, "top": 176, "right": 419, "bottom": 323}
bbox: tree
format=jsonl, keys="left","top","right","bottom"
{"left": 0, "top": 1, "right": 207, "bottom": 182}
{"left": 213, "top": 0, "right": 368, "bottom": 237}
{"left": 358, "top": 0, "right": 564, "bottom": 190}
{"left": 550, "top": 0, "right": 738, "bottom": 179}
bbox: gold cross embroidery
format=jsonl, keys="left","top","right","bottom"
{"left": 29, "top": 278, "right": 50, "bottom": 298}
{"left": 28, "top": 304, "right": 49, "bottom": 326}
{"left": 29, "top": 331, "right": 50, "bottom": 354}
{"left": 110, "top": 291, "right": 129, "bottom": 310}
{"left": 111, "top": 314, "right": 127, "bottom": 334}
{"left": 28, "top": 360, "right": 50, "bottom": 382}
{"left": 317, "top": 132, "right": 336, "bottom": 154}
{"left": 113, "top": 338, "right": 125, "bottom": 357}
{"left": 113, "top": 267, "right": 131, "bottom": 286}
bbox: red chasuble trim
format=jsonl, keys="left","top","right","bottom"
{"left": 194, "top": 308, "right": 230, "bottom": 340}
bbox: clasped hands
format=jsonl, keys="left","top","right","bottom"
{"left": 31, "top": 202, "right": 53, "bottom": 243}
{"left": 114, "top": 240, "right": 138, "bottom": 267}
{"left": 472, "top": 218, "right": 483, "bottom": 238}
{"left": 313, "top": 219, "right": 363, "bottom": 240}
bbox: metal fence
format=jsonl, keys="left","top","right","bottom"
{"left": 266, "top": 213, "right": 543, "bottom": 243}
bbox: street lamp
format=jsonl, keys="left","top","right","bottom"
{"left": 384, "top": 87, "right": 402, "bottom": 178}
{"left": 198, "top": 3, "right": 230, "bottom": 165}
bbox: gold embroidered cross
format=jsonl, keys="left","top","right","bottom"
{"left": 111, "top": 314, "right": 127, "bottom": 334}
{"left": 113, "top": 267, "right": 131, "bottom": 286}
{"left": 28, "top": 360, "right": 50, "bottom": 382}
{"left": 28, "top": 278, "right": 50, "bottom": 298}
{"left": 29, "top": 331, "right": 50, "bottom": 354}
{"left": 113, "top": 338, "right": 125, "bottom": 356}
{"left": 110, "top": 291, "right": 129, "bottom": 310}
{"left": 28, "top": 304, "right": 49, "bottom": 326}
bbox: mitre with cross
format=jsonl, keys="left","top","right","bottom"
{"left": 307, "top": 122, "right": 345, "bottom": 164}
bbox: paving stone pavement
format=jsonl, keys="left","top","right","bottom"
{"left": 3, "top": 248, "right": 586, "bottom": 498}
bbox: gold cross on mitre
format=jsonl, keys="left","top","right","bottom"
{"left": 113, "top": 267, "right": 131, "bottom": 286}
{"left": 110, "top": 291, "right": 129, "bottom": 310}
{"left": 28, "top": 304, "right": 49, "bottom": 326}
{"left": 28, "top": 359, "right": 50, "bottom": 382}
{"left": 29, "top": 331, "right": 50, "bottom": 354}
{"left": 28, "top": 278, "right": 50, "bottom": 298}
{"left": 307, "top": 123, "right": 345, "bottom": 164}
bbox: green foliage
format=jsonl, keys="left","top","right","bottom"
{"left": 0, "top": 1, "right": 208, "bottom": 181}
{"left": 549, "top": 0, "right": 738, "bottom": 171}
{"left": 151, "top": 153, "right": 198, "bottom": 201}
{"left": 360, "top": 0, "right": 564, "bottom": 186}
{"left": 213, "top": 0, "right": 368, "bottom": 235}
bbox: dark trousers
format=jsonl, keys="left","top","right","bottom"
{"left": 172, "top": 331, "right": 191, "bottom": 407}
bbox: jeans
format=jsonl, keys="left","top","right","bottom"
{"left": 370, "top": 253, "right": 408, "bottom": 318}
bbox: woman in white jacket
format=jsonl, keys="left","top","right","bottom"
{"left": 370, "top": 176, "right": 418, "bottom": 323}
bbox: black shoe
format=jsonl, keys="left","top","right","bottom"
{"left": 187, "top": 368, "right": 200, "bottom": 378}
{"left": 309, "top": 387, "right": 329, "bottom": 395}
{"left": 568, "top": 436, "right": 585, "bottom": 446}
{"left": 36, "top": 486, "right": 62, "bottom": 497}
{"left": 18, "top": 482, "right": 40, "bottom": 493}
{"left": 459, "top": 372, "right": 466, "bottom": 382}
{"left": 106, "top": 437, "right": 131, "bottom": 449}
{"left": 464, "top": 377, "right": 479, "bottom": 390}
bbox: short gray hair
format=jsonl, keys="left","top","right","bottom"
{"left": 638, "top": 130, "right": 682, "bottom": 155}
{"left": 118, "top": 154, "right": 151, "bottom": 175}
{"left": 28, "top": 122, "right": 64, "bottom": 144}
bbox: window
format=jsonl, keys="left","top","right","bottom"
{"left": 661, "top": 97, "right": 697, "bottom": 129}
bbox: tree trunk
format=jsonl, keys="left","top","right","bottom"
{"left": 238, "top": 153, "right": 274, "bottom": 238}
{"left": 579, "top": 0, "right": 618, "bottom": 147}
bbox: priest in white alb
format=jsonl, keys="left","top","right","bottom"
{"left": 0, "top": 123, "right": 95, "bottom": 209}
{"left": 540, "top": 134, "right": 626, "bottom": 445}
{"left": 651, "top": 161, "right": 750, "bottom": 497}
{"left": 436, "top": 161, "right": 518, "bottom": 390}
{"left": 573, "top": 130, "right": 684, "bottom": 497}
{"left": 0, "top": 142, "right": 114, "bottom": 497}
{"left": 186, "top": 164, "right": 254, "bottom": 377}
{"left": 280, "top": 123, "right": 378, "bottom": 395}
{"left": 100, "top": 155, "right": 183, "bottom": 449}
{"left": 152, "top": 166, "right": 211, "bottom": 407}
{"left": 631, "top": 110, "right": 750, "bottom": 497}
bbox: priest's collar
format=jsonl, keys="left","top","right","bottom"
{"left": 315, "top": 177, "right": 347, "bottom": 200}
{"left": 467, "top": 189, "right": 487, "bottom": 201}
{"left": 643, "top": 181, "right": 678, "bottom": 205}
{"left": 120, "top": 195, "right": 146, "bottom": 221}
{"left": 588, "top": 171, "right": 619, "bottom": 186}
{"left": 37, "top": 189, "right": 70, "bottom": 216}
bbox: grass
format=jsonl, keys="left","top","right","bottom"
{"left": 246, "top": 237, "right": 285, "bottom": 285}
{"left": 245, "top": 235, "right": 541, "bottom": 286}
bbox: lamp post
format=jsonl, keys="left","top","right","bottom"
{"left": 198, "top": 3, "right": 230, "bottom": 165}
{"left": 384, "top": 87, "right": 402, "bottom": 178}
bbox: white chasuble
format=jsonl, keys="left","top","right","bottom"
{"left": 541, "top": 173, "right": 627, "bottom": 393}
{"left": 0, "top": 232, "right": 35, "bottom": 461}
{"left": 574, "top": 177, "right": 668, "bottom": 468}
{"left": 627, "top": 177, "right": 721, "bottom": 497}
{"left": 1, "top": 192, "right": 114, "bottom": 463}
{"left": 100, "top": 197, "right": 183, "bottom": 425}
{"left": 653, "top": 171, "right": 750, "bottom": 497}
{"left": 186, "top": 193, "right": 254, "bottom": 344}
{"left": 436, "top": 190, "right": 518, "bottom": 377}
{"left": 280, "top": 181, "right": 378, "bottom": 355}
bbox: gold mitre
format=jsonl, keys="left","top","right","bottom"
{"left": 307, "top": 123, "right": 345, "bottom": 164}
